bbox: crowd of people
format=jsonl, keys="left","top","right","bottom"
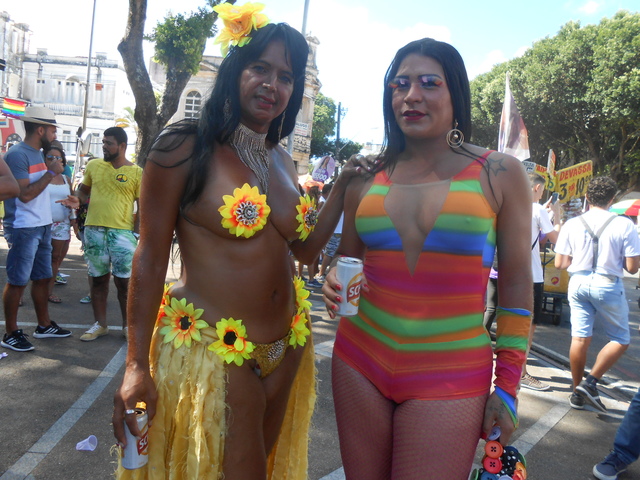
{"left": 0, "top": 110, "right": 141, "bottom": 351}
{"left": 1, "top": 2, "right": 639, "bottom": 479}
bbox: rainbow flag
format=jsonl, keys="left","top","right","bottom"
{"left": 1, "top": 98, "right": 26, "bottom": 117}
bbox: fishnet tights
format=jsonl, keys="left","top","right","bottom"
{"left": 332, "top": 356, "right": 487, "bottom": 480}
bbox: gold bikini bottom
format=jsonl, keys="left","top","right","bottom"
{"left": 250, "top": 331, "right": 292, "bottom": 378}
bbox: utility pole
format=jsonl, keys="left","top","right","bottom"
{"left": 81, "top": 0, "right": 97, "bottom": 133}
{"left": 335, "top": 102, "right": 347, "bottom": 163}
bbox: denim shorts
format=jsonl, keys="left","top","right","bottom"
{"left": 84, "top": 226, "right": 137, "bottom": 278}
{"left": 5, "top": 225, "right": 53, "bottom": 286}
{"left": 568, "top": 271, "right": 630, "bottom": 344}
{"left": 323, "top": 233, "right": 341, "bottom": 257}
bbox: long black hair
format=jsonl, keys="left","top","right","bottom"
{"left": 149, "top": 22, "right": 308, "bottom": 211}
{"left": 376, "top": 38, "right": 472, "bottom": 172}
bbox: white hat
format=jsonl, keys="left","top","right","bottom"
{"left": 19, "top": 106, "right": 57, "bottom": 126}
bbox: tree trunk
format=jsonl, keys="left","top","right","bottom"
{"left": 118, "top": 0, "right": 160, "bottom": 160}
{"left": 159, "top": 67, "right": 193, "bottom": 126}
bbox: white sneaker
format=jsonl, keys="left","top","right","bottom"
{"left": 80, "top": 322, "right": 109, "bottom": 342}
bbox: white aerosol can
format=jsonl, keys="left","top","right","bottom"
{"left": 122, "top": 408, "right": 149, "bottom": 470}
{"left": 336, "top": 257, "right": 364, "bottom": 316}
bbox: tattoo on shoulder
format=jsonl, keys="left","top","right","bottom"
{"left": 487, "top": 157, "right": 507, "bottom": 177}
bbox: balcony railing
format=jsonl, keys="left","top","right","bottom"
{"left": 45, "top": 103, "right": 83, "bottom": 116}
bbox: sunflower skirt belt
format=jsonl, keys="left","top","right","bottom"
{"left": 155, "top": 184, "right": 317, "bottom": 377}
{"left": 157, "top": 276, "right": 312, "bottom": 379}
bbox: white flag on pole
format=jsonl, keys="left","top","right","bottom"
{"left": 498, "top": 73, "right": 530, "bottom": 161}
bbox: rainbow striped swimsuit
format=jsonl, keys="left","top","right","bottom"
{"left": 334, "top": 154, "right": 500, "bottom": 402}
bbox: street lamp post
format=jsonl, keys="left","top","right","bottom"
{"left": 286, "top": 0, "right": 311, "bottom": 159}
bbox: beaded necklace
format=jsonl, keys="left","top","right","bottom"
{"left": 230, "top": 123, "right": 270, "bottom": 195}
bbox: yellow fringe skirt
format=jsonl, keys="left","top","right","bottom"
{"left": 115, "top": 315, "right": 317, "bottom": 479}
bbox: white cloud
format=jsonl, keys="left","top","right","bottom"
{"left": 302, "top": 0, "right": 452, "bottom": 145}
{"left": 467, "top": 49, "right": 509, "bottom": 79}
{"left": 578, "top": 1, "right": 601, "bottom": 15}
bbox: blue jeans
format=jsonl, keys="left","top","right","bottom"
{"left": 5, "top": 225, "right": 53, "bottom": 286}
{"left": 614, "top": 385, "right": 640, "bottom": 465}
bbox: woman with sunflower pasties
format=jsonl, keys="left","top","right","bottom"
{"left": 112, "top": 4, "right": 360, "bottom": 479}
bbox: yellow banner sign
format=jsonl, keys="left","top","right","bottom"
{"left": 554, "top": 160, "right": 593, "bottom": 203}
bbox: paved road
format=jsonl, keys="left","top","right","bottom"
{"left": 1, "top": 236, "right": 639, "bottom": 480}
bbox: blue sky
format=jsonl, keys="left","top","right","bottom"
{"left": 5, "top": 0, "right": 637, "bottom": 148}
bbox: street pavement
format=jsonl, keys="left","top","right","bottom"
{"left": 1, "top": 236, "right": 639, "bottom": 480}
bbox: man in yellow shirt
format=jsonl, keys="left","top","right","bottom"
{"left": 75, "top": 127, "right": 142, "bottom": 341}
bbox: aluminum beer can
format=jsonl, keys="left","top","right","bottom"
{"left": 122, "top": 408, "right": 149, "bottom": 470}
{"left": 336, "top": 257, "right": 364, "bottom": 316}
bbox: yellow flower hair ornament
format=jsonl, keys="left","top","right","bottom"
{"left": 213, "top": 2, "right": 270, "bottom": 56}
{"left": 295, "top": 194, "right": 318, "bottom": 241}
{"left": 289, "top": 309, "right": 310, "bottom": 347}
{"left": 159, "top": 297, "right": 209, "bottom": 349}
{"left": 219, "top": 183, "right": 271, "bottom": 238}
{"left": 209, "top": 317, "right": 255, "bottom": 366}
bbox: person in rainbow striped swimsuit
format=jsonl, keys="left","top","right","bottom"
{"left": 323, "top": 38, "right": 533, "bottom": 479}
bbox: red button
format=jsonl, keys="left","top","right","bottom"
{"left": 483, "top": 456, "right": 503, "bottom": 474}
{"left": 485, "top": 440, "right": 504, "bottom": 459}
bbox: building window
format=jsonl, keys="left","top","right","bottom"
{"left": 184, "top": 91, "right": 202, "bottom": 119}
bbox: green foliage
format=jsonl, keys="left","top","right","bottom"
{"left": 146, "top": 7, "right": 217, "bottom": 75}
{"left": 310, "top": 92, "right": 337, "bottom": 157}
{"left": 336, "top": 140, "right": 364, "bottom": 162}
{"left": 470, "top": 11, "right": 640, "bottom": 191}
{"left": 309, "top": 92, "right": 363, "bottom": 161}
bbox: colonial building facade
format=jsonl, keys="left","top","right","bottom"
{"left": 2, "top": 8, "right": 321, "bottom": 172}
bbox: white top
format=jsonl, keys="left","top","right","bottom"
{"left": 555, "top": 209, "right": 640, "bottom": 278}
{"left": 46, "top": 176, "right": 72, "bottom": 223}
{"left": 531, "top": 202, "right": 555, "bottom": 282}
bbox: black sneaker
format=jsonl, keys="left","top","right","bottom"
{"left": 576, "top": 381, "right": 607, "bottom": 413}
{"left": 33, "top": 321, "right": 72, "bottom": 339}
{"left": 1, "top": 330, "right": 35, "bottom": 352}
{"left": 569, "top": 392, "right": 585, "bottom": 410}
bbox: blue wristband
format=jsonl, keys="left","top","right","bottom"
{"left": 495, "top": 386, "right": 518, "bottom": 428}
{"left": 497, "top": 306, "right": 531, "bottom": 317}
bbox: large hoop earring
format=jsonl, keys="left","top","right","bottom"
{"left": 446, "top": 120, "right": 464, "bottom": 149}
{"left": 278, "top": 110, "right": 286, "bottom": 141}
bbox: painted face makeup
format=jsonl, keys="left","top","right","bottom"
{"left": 390, "top": 54, "right": 454, "bottom": 139}
{"left": 388, "top": 74, "right": 444, "bottom": 91}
